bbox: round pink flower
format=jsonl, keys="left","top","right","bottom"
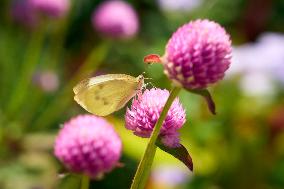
{"left": 92, "top": 0, "right": 139, "bottom": 39}
{"left": 54, "top": 115, "right": 122, "bottom": 178}
{"left": 11, "top": 0, "right": 38, "bottom": 27}
{"left": 164, "top": 19, "right": 232, "bottom": 89}
{"left": 125, "top": 88, "right": 186, "bottom": 147}
{"left": 29, "top": 0, "right": 70, "bottom": 18}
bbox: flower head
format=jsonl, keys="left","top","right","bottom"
{"left": 29, "top": 0, "right": 70, "bottom": 18}
{"left": 92, "top": 0, "right": 139, "bottom": 39}
{"left": 54, "top": 115, "right": 122, "bottom": 178}
{"left": 164, "top": 19, "right": 232, "bottom": 89}
{"left": 125, "top": 88, "right": 186, "bottom": 147}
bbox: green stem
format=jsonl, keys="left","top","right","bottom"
{"left": 80, "top": 175, "right": 90, "bottom": 189}
{"left": 130, "top": 86, "right": 181, "bottom": 189}
{"left": 0, "top": 31, "right": 16, "bottom": 108}
{"left": 32, "top": 41, "right": 110, "bottom": 130}
{"left": 6, "top": 22, "right": 46, "bottom": 115}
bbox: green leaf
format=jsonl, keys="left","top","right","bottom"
{"left": 186, "top": 88, "right": 216, "bottom": 115}
{"left": 156, "top": 138, "right": 193, "bottom": 171}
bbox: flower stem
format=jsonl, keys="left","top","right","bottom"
{"left": 80, "top": 175, "right": 90, "bottom": 189}
{"left": 130, "top": 86, "right": 181, "bottom": 189}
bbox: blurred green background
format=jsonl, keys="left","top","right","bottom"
{"left": 1, "top": 0, "right": 284, "bottom": 188}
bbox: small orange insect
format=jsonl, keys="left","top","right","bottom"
{"left": 143, "top": 54, "right": 162, "bottom": 65}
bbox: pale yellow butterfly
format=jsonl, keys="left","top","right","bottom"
{"left": 73, "top": 74, "right": 144, "bottom": 116}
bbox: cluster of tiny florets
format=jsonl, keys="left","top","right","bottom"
{"left": 164, "top": 19, "right": 232, "bottom": 89}
{"left": 54, "top": 115, "right": 122, "bottom": 178}
{"left": 125, "top": 88, "right": 186, "bottom": 147}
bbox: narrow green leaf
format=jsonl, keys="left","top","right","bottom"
{"left": 187, "top": 88, "right": 216, "bottom": 115}
{"left": 156, "top": 138, "right": 193, "bottom": 171}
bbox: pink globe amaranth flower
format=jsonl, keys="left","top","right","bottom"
{"left": 92, "top": 0, "right": 139, "bottom": 39}
{"left": 11, "top": 0, "right": 38, "bottom": 27}
{"left": 54, "top": 115, "right": 122, "bottom": 178}
{"left": 125, "top": 88, "right": 186, "bottom": 147}
{"left": 164, "top": 19, "right": 232, "bottom": 89}
{"left": 29, "top": 0, "right": 70, "bottom": 18}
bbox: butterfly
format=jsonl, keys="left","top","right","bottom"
{"left": 73, "top": 74, "right": 144, "bottom": 116}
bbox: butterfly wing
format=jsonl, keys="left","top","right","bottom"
{"left": 73, "top": 74, "right": 135, "bottom": 94}
{"left": 74, "top": 74, "right": 140, "bottom": 116}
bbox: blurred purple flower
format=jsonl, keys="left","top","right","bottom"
{"left": 255, "top": 33, "right": 284, "bottom": 85}
{"left": 11, "top": 0, "right": 38, "bottom": 27}
{"left": 33, "top": 70, "right": 59, "bottom": 92}
{"left": 163, "top": 19, "right": 232, "bottom": 89}
{"left": 125, "top": 88, "right": 186, "bottom": 147}
{"left": 228, "top": 33, "right": 284, "bottom": 95}
{"left": 92, "top": 0, "right": 139, "bottom": 39}
{"left": 229, "top": 33, "right": 284, "bottom": 77}
{"left": 157, "top": 0, "right": 202, "bottom": 13}
{"left": 54, "top": 115, "right": 122, "bottom": 178}
{"left": 152, "top": 165, "right": 190, "bottom": 187}
{"left": 29, "top": 0, "right": 70, "bottom": 18}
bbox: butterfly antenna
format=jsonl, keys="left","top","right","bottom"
{"left": 139, "top": 72, "right": 153, "bottom": 81}
{"left": 138, "top": 72, "right": 146, "bottom": 79}
{"left": 144, "top": 77, "right": 152, "bottom": 80}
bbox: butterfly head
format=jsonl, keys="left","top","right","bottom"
{"left": 137, "top": 74, "right": 144, "bottom": 81}
{"left": 135, "top": 74, "right": 144, "bottom": 90}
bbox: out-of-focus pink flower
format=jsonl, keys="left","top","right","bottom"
{"left": 11, "top": 0, "right": 38, "bottom": 27}
{"left": 54, "top": 115, "right": 122, "bottom": 178}
{"left": 92, "top": 0, "right": 139, "bottom": 39}
{"left": 29, "top": 0, "right": 70, "bottom": 18}
{"left": 125, "top": 88, "right": 186, "bottom": 147}
{"left": 33, "top": 70, "right": 59, "bottom": 92}
{"left": 163, "top": 19, "right": 232, "bottom": 89}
